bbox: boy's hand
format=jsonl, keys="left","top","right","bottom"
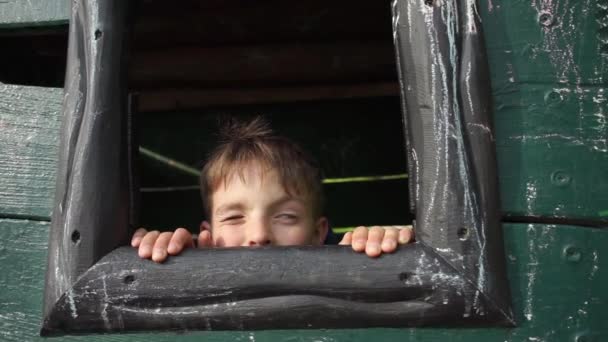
{"left": 131, "top": 227, "right": 213, "bottom": 263}
{"left": 339, "top": 225, "right": 414, "bottom": 258}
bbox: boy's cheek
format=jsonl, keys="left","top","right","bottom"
{"left": 213, "top": 230, "right": 250, "bottom": 247}
{"left": 274, "top": 226, "right": 317, "bottom": 245}
{"left": 213, "top": 236, "right": 224, "bottom": 247}
{"left": 213, "top": 225, "right": 316, "bottom": 246}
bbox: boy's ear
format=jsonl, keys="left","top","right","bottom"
{"left": 200, "top": 220, "right": 211, "bottom": 232}
{"left": 314, "top": 217, "right": 329, "bottom": 245}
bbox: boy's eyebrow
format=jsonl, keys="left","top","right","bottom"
{"left": 269, "top": 195, "right": 305, "bottom": 210}
{"left": 214, "top": 203, "right": 246, "bottom": 216}
{"left": 215, "top": 196, "right": 306, "bottom": 216}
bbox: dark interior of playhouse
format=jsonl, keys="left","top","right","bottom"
{"left": 0, "top": 0, "right": 413, "bottom": 236}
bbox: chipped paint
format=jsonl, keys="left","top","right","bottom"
{"left": 487, "top": 0, "right": 495, "bottom": 13}
{"left": 509, "top": 133, "right": 607, "bottom": 153}
{"left": 529, "top": 0, "right": 584, "bottom": 83}
{"left": 66, "top": 289, "right": 78, "bottom": 319}
{"left": 392, "top": 0, "right": 511, "bottom": 324}
{"left": 465, "top": 0, "right": 480, "bottom": 34}
{"left": 590, "top": 250, "right": 599, "bottom": 279}
{"left": 524, "top": 225, "right": 538, "bottom": 321}
{"left": 100, "top": 276, "right": 111, "bottom": 330}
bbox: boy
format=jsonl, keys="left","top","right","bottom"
{"left": 132, "top": 117, "right": 413, "bottom": 262}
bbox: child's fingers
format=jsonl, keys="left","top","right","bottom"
{"left": 365, "top": 226, "right": 385, "bottom": 258}
{"left": 152, "top": 232, "right": 173, "bottom": 263}
{"left": 138, "top": 230, "right": 160, "bottom": 259}
{"left": 131, "top": 228, "right": 148, "bottom": 247}
{"left": 339, "top": 231, "right": 353, "bottom": 245}
{"left": 381, "top": 228, "right": 399, "bottom": 253}
{"left": 168, "top": 228, "right": 194, "bottom": 255}
{"left": 350, "top": 226, "right": 368, "bottom": 252}
{"left": 398, "top": 226, "right": 414, "bottom": 244}
{"left": 197, "top": 230, "right": 214, "bottom": 248}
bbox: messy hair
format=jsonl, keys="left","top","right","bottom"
{"left": 200, "top": 117, "right": 325, "bottom": 220}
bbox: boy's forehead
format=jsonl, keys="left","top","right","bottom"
{"left": 218, "top": 163, "right": 277, "bottom": 189}
{"left": 210, "top": 164, "right": 311, "bottom": 205}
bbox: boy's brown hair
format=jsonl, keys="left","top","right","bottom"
{"left": 199, "top": 117, "right": 325, "bottom": 220}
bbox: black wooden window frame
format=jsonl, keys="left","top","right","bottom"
{"left": 41, "top": 0, "right": 514, "bottom": 336}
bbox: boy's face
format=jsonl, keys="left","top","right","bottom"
{"left": 202, "top": 165, "right": 328, "bottom": 247}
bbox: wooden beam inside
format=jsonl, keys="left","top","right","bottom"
{"left": 136, "top": 82, "right": 400, "bottom": 112}
{"left": 129, "top": 41, "right": 397, "bottom": 89}
{"left": 133, "top": 0, "right": 392, "bottom": 48}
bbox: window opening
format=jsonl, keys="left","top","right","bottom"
{"left": 41, "top": 0, "right": 514, "bottom": 335}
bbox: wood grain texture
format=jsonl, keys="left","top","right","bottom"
{"left": 0, "top": 83, "right": 62, "bottom": 220}
{"left": 1, "top": 220, "right": 605, "bottom": 341}
{"left": 0, "top": 0, "right": 68, "bottom": 28}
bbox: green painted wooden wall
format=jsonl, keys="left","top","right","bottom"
{"left": 0, "top": 0, "right": 68, "bottom": 28}
{"left": 0, "top": 0, "right": 606, "bottom": 341}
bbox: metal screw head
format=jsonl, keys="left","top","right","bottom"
{"left": 71, "top": 230, "right": 81, "bottom": 244}
{"left": 563, "top": 246, "right": 582, "bottom": 263}
{"left": 574, "top": 331, "right": 595, "bottom": 342}
{"left": 544, "top": 90, "right": 564, "bottom": 105}
{"left": 124, "top": 275, "right": 136, "bottom": 284}
{"left": 457, "top": 227, "right": 469, "bottom": 241}
{"left": 551, "top": 170, "right": 572, "bottom": 187}
{"left": 538, "top": 11, "right": 555, "bottom": 27}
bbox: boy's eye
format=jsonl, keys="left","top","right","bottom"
{"left": 221, "top": 215, "right": 244, "bottom": 223}
{"left": 275, "top": 213, "right": 298, "bottom": 223}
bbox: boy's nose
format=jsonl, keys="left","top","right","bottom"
{"left": 246, "top": 220, "right": 273, "bottom": 246}
{"left": 248, "top": 237, "right": 271, "bottom": 246}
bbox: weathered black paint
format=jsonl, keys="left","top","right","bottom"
{"left": 41, "top": 0, "right": 514, "bottom": 335}
{"left": 42, "top": 245, "right": 511, "bottom": 334}
{"left": 42, "top": 0, "right": 132, "bottom": 329}
{"left": 391, "top": 0, "right": 512, "bottom": 321}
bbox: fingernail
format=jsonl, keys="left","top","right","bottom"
{"left": 168, "top": 243, "right": 176, "bottom": 253}
{"left": 138, "top": 248, "right": 147, "bottom": 258}
{"left": 367, "top": 243, "right": 380, "bottom": 255}
{"left": 382, "top": 240, "right": 396, "bottom": 250}
{"left": 399, "top": 235, "right": 411, "bottom": 244}
{"left": 353, "top": 240, "right": 366, "bottom": 250}
{"left": 153, "top": 249, "right": 165, "bottom": 261}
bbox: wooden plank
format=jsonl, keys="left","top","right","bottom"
{"left": 133, "top": 0, "right": 391, "bottom": 48}
{"left": 137, "top": 83, "right": 400, "bottom": 112}
{"left": 482, "top": 0, "right": 608, "bottom": 222}
{"left": 0, "top": 0, "right": 69, "bottom": 28}
{"left": 44, "top": 244, "right": 494, "bottom": 334}
{"left": 0, "top": 83, "right": 62, "bottom": 220}
{"left": 2, "top": 219, "right": 605, "bottom": 340}
{"left": 0, "top": 219, "right": 275, "bottom": 342}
